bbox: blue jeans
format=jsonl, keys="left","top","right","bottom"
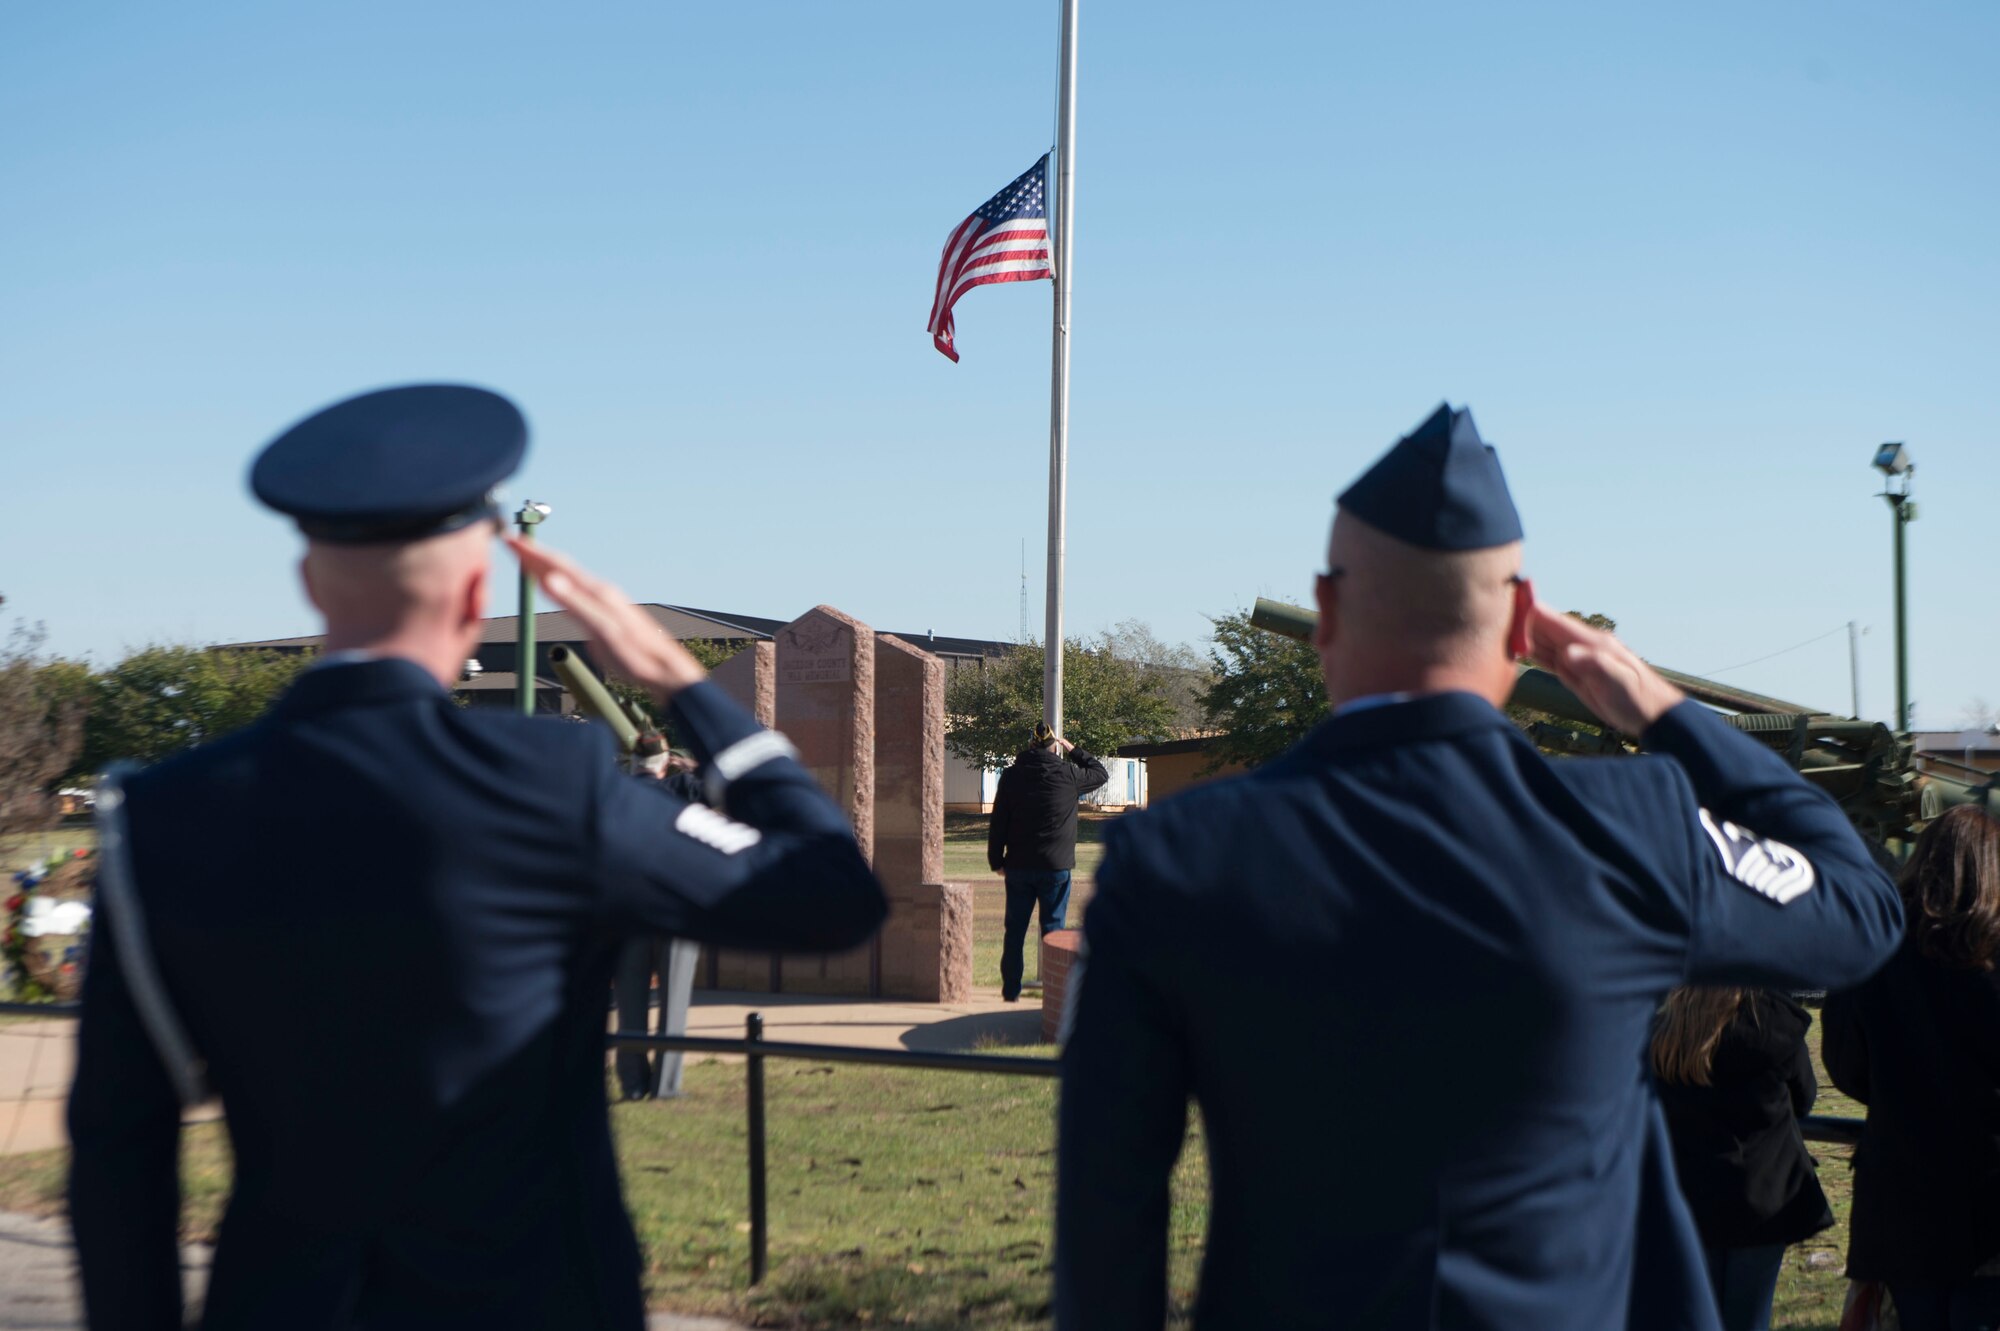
{"left": 1890, "top": 1279, "right": 2000, "bottom": 1331}
{"left": 1700, "top": 1243, "right": 1786, "bottom": 1331}
{"left": 1001, "top": 869, "right": 1071, "bottom": 999}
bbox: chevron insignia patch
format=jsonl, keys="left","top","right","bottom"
{"left": 675, "top": 802, "right": 763, "bottom": 855}
{"left": 1698, "top": 809, "right": 1816, "bottom": 905}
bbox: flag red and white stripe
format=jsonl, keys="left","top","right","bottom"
{"left": 928, "top": 154, "right": 1052, "bottom": 362}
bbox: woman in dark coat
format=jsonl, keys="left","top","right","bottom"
{"left": 1825, "top": 805, "right": 2000, "bottom": 1331}
{"left": 1653, "top": 987, "right": 1834, "bottom": 1331}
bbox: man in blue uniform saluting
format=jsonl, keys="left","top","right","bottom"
{"left": 1055, "top": 404, "right": 1903, "bottom": 1330}
{"left": 67, "top": 385, "right": 888, "bottom": 1330}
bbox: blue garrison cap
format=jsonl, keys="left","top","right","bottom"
{"left": 250, "top": 385, "right": 526, "bottom": 543}
{"left": 1336, "top": 403, "right": 1522, "bottom": 550}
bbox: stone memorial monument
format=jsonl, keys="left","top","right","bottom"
{"left": 708, "top": 639, "right": 774, "bottom": 727}
{"left": 699, "top": 606, "right": 970, "bottom": 1001}
{"left": 875, "top": 634, "right": 972, "bottom": 1002}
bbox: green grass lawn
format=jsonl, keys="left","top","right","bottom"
{"left": 1773, "top": 1000, "right": 1860, "bottom": 1331}
{"left": 0, "top": 809, "right": 1868, "bottom": 1326}
{"left": 947, "top": 812, "right": 1107, "bottom": 994}
{"left": 0, "top": 1051, "right": 1208, "bottom": 1330}
{"left": 0, "top": 1014, "right": 1863, "bottom": 1329}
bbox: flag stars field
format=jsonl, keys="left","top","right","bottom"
{"left": 929, "top": 153, "right": 1054, "bottom": 362}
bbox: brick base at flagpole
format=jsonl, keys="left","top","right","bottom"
{"left": 1040, "top": 930, "right": 1082, "bottom": 1044}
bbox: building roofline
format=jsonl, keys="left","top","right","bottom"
{"left": 212, "top": 606, "right": 1014, "bottom": 657}
{"left": 1116, "top": 735, "right": 1221, "bottom": 758}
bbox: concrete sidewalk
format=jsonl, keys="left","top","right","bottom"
{"left": 679, "top": 985, "right": 1041, "bottom": 1055}
{"left": 0, "top": 1020, "right": 72, "bottom": 1159}
{"left": 0, "top": 1019, "right": 222, "bottom": 1158}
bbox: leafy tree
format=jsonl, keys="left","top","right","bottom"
{"left": 1197, "top": 607, "right": 1625, "bottom": 771}
{"left": 684, "top": 637, "right": 748, "bottom": 673}
{"left": 600, "top": 637, "right": 747, "bottom": 747}
{"left": 1098, "top": 619, "right": 1212, "bottom": 737}
{"left": 944, "top": 635, "right": 1180, "bottom": 770}
{"left": 1956, "top": 698, "right": 1998, "bottom": 731}
{"left": 0, "top": 624, "right": 87, "bottom": 836}
{"left": 73, "top": 646, "right": 311, "bottom": 776}
{"left": 1196, "top": 609, "right": 1328, "bottom": 771}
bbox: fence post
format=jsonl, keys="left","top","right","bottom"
{"left": 746, "top": 1011, "right": 769, "bottom": 1285}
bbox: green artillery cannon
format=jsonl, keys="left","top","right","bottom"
{"left": 1249, "top": 597, "right": 1998, "bottom": 843}
{"left": 548, "top": 645, "right": 659, "bottom": 756}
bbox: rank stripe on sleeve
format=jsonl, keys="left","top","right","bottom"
{"left": 675, "top": 802, "right": 764, "bottom": 855}
{"left": 1697, "top": 808, "right": 1817, "bottom": 905}
{"left": 704, "top": 731, "right": 800, "bottom": 809}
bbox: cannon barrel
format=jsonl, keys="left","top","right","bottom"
{"left": 1919, "top": 763, "right": 2000, "bottom": 820}
{"left": 1249, "top": 597, "right": 1318, "bottom": 643}
{"left": 1254, "top": 597, "right": 1610, "bottom": 724}
{"left": 549, "top": 645, "right": 641, "bottom": 753}
{"left": 1246, "top": 596, "right": 1971, "bottom": 839}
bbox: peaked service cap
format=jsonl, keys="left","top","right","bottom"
{"left": 1336, "top": 403, "right": 1522, "bottom": 551}
{"left": 250, "top": 384, "right": 527, "bottom": 543}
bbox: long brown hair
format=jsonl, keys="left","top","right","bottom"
{"left": 1900, "top": 806, "right": 2000, "bottom": 971}
{"left": 1651, "top": 988, "right": 1749, "bottom": 1086}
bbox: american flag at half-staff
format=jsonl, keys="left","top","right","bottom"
{"left": 927, "top": 153, "right": 1052, "bottom": 362}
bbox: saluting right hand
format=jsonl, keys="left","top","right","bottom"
{"left": 1523, "top": 601, "right": 1684, "bottom": 736}
{"left": 506, "top": 536, "right": 707, "bottom": 703}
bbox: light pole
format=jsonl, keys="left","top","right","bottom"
{"left": 1872, "top": 443, "right": 1915, "bottom": 733}
{"left": 514, "top": 501, "right": 551, "bottom": 715}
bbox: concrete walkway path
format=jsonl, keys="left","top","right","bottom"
{"left": 0, "top": 1020, "right": 71, "bottom": 1159}
{"left": 680, "top": 985, "right": 1042, "bottom": 1055}
{"left": 0, "top": 1019, "right": 222, "bottom": 1158}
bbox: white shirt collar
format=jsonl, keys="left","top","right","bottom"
{"left": 307, "top": 649, "right": 382, "bottom": 672}
{"left": 1331, "top": 691, "right": 1414, "bottom": 718}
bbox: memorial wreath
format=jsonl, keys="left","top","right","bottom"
{"left": 3, "top": 848, "right": 94, "bottom": 1003}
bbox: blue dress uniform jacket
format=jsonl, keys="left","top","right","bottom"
{"left": 1056, "top": 693, "right": 1901, "bottom": 1331}
{"left": 68, "top": 659, "right": 886, "bottom": 1331}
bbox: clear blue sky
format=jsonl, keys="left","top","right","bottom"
{"left": 3, "top": 1, "right": 1993, "bottom": 727}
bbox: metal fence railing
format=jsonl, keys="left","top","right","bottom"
{"left": 5, "top": 1000, "right": 1866, "bottom": 1284}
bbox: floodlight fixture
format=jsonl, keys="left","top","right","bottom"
{"left": 1870, "top": 444, "right": 1917, "bottom": 732}
{"left": 1873, "top": 442, "right": 1911, "bottom": 477}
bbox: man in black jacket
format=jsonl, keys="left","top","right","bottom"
{"left": 986, "top": 722, "right": 1109, "bottom": 1001}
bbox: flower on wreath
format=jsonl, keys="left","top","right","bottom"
{"left": 3, "top": 851, "right": 87, "bottom": 1004}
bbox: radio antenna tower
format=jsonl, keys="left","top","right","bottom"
{"left": 1018, "top": 539, "right": 1031, "bottom": 644}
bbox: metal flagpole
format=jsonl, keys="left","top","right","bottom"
{"left": 1848, "top": 620, "right": 1861, "bottom": 720}
{"left": 1044, "top": 0, "right": 1078, "bottom": 734}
